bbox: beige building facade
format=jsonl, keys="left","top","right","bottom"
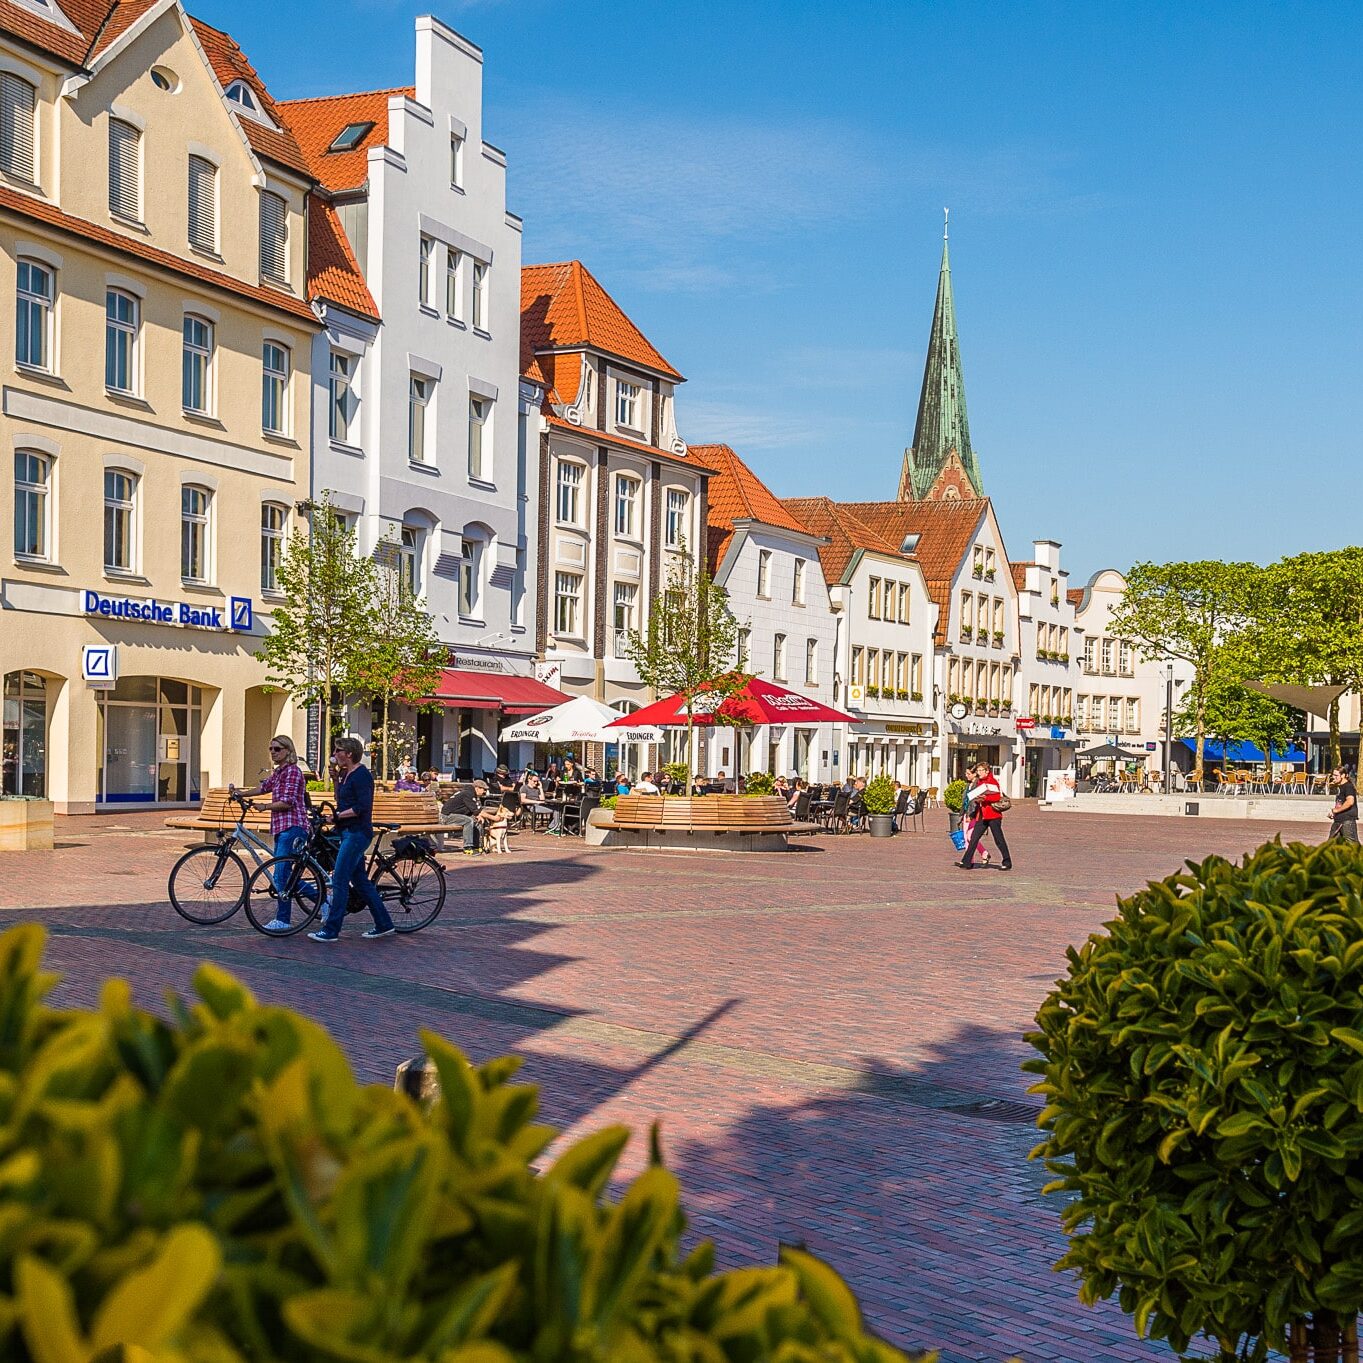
{"left": 0, "top": 3, "right": 316, "bottom": 811}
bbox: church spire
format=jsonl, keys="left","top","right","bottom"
{"left": 898, "top": 211, "right": 984, "bottom": 502}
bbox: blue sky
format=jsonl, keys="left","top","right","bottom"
{"left": 224, "top": 0, "right": 1360, "bottom": 581}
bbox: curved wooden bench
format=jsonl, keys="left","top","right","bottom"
{"left": 589, "top": 796, "right": 820, "bottom": 850}
{"left": 165, "top": 788, "right": 447, "bottom": 837}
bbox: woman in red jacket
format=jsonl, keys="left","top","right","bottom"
{"left": 957, "top": 762, "right": 1012, "bottom": 870}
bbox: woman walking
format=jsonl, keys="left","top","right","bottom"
{"left": 956, "top": 762, "right": 1012, "bottom": 871}
{"left": 230, "top": 734, "right": 310, "bottom": 932}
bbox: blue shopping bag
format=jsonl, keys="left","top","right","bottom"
{"left": 950, "top": 828, "right": 966, "bottom": 851}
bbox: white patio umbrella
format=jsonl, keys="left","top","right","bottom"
{"left": 499, "top": 694, "right": 662, "bottom": 745}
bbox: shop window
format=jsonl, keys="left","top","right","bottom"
{"left": 97, "top": 677, "right": 204, "bottom": 804}
{"left": 2, "top": 670, "right": 47, "bottom": 796}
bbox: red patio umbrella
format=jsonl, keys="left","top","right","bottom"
{"left": 606, "top": 677, "right": 858, "bottom": 728}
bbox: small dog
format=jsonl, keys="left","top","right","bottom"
{"left": 479, "top": 807, "right": 510, "bottom": 854}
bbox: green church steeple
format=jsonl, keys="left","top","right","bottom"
{"left": 898, "top": 212, "right": 984, "bottom": 502}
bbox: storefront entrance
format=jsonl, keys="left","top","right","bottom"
{"left": 3, "top": 671, "right": 48, "bottom": 797}
{"left": 97, "top": 677, "right": 204, "bottom": 805}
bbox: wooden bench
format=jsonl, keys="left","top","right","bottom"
{"left": 165, "top": 787, "right": 448, "bottom": 839}
{"left": 588, "top": 795, "right": 820, "bottom": 851}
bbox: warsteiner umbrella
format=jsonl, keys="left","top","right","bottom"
{"left": 606, "top": 676, "right": 858, "bottom": 729}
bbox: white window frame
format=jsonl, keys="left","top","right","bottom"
{"left": 459, "top": 536, "right": 480, "bottom": 616}
{"left": 104, "top": 288, "right": 138, "bottom": 395}
{"left": 261, "top": 341, "right": 289, "bottom": 435}
{"left": 103, "top": 468, "right": 136, "bottom": 573}
{"left": 180, "top": 483, "right": 211, "bottom": 584}
{"left": 554, "top": 570, "right": 582, "bottom": 637}
{"left": 756, "top": 548, "right": 772, "bottom": 598}
{"left": 615, "top": 379, "right": 639, "bottom": 429}
{"left": 612, "top": 580, "right": 637, "bottom": 656}
{"left": 408, "top": 373, "right": 430, "bottom": 464}
{"left": 450, "top": 132, "right": 464, "bottom": 187}
{"left": 260, "top": 501, "right": 286, "bottom": 593}
{"left": 13, "top": 449, "right": 49, "bottom": 560}
{"left": 467, "top": 394, "right": 488, "bottom": 480}
{"left": 400, "top": 525, "right": 422, "bottom": 595}
{"left": 773, "top": 632, "right": 788, "bottom": 682}
{"left": 15, "top": 257, "right": 52, "bottom": 371}
{"left": 556, "top": 461, "right": 584, "bottom": 526}
{"left": 737, "top": 627, "right": 750, "bottom": 670}
{"left": 614, "top": 473, "right": 639, "bottom": 538}
{"left": 805, "top": 637, "right": 818, "bottom": 686}
{"left": 665, "top": 488, "right": 687, "bottom": 548}
{"left": 471, "top": 260, "right": 487, "bottom": 330}
{"left": 792, "top": 557, "right": 806, "bottom": 605}
{"left": 328, "top": 348, "right": 356, "bottom": 444}
{"left": 181, "top": 313, "right": 213, "bottom": 414}
{"left": 108, "top": 117, "right": 141, "bottom": 222}
{"left": 445, "top": 246, "right": 461, "bottom": 320}
{"left": 418, "top": 235, "right": 434, "bottom": 308}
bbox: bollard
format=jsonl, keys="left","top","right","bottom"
{"left": 394, "top": 1054, "right": 441, "bottom": 1107}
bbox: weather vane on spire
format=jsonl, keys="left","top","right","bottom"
{"left": 944, "top": 206, "right": 949, "bottom": 241}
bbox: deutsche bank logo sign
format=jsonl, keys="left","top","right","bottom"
{"left": 82, "top": 644, "right": 117, "bottom": 688}
{"left": 81, "top": 590, "right": 254, "bottom": 633}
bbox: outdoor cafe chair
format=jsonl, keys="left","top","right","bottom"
{"left": 828, "top": 790, "right": 850, "bottom": 834}
{"left": 1310, "top": 774, "right": 1330, "bottom": 796}
{"left": 898, "top": 789, "right": 927, "bottom": 832}
{"left": 1287, "top": 772, "right": 1308, "bottom": 795}
{"left": 560, "top": 793, "right": 600, "bottom": 837}
{"left": 924, "top": 785, "right": 939, "bottom": 808}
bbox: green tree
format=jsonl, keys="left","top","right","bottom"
{"left": 1173, "top": 657, "right": 1295, "bottom": 778}
{"left": 622, "top": 545, "right": 743, "bottom": 787}
{"left": 1107, "top": 560, "right": 1259, "bottom": 781}
{"left": 1242, "top": 549, "right": 1363, "bottom": 768}
{"left": 258, "top": 495, "right": 376, "bottom": 777}
{"left": 357, "top": 534, "right": 446, "bottom": 780}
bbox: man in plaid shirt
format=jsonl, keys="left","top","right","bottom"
{"left": 231, "top": 733, "right": 310, "bottom": 932}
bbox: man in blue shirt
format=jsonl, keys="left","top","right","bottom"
{"left": 308, "top": 736, "right": 396, "bottom": 942}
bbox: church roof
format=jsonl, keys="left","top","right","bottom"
{"left": 901, "top": 224, "right": 983, "bottom": 501}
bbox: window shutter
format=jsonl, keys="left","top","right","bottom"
{"left": 0, "top": 74, "right": 36, "bottom": 180}
{"left": 258, "top": 190, "right": 287, "bottom": 283}
{"left": 187, "top": 155, "right": 217, "bottom": 252}
{"left": 108, "top": 118, "right": 140, "bottom": 220}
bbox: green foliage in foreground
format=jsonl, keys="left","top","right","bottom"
{"left": 0, "top": 924, "right": 914, "bottom": 1363}
{"left": 1026, "top": 840, "right": 1363, "bottom": 1362}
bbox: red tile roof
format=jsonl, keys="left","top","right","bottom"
{"left": 277, "top": 87, "right": 411, "bottom": 193}
{"left": 835, "top": 499, "right": 993, "bottom": 646}
{"left": 544, "top": 414, "right": 703, "bottom": 471}
{"left": 88, "top": 0, "right": 159, "bottom": 59}
{"left": 307, "top": 197, "right": 377, "bottom": 319}
{"left": 781, "top": 498, "right": 902, "bottom": 586}
{"left": 1010, "top": 562, "right": 1032, "bottom": 591}
{"left": 689, "top": 443, "right": 812, "bottom": 571}
{"left": 0, "top": 183, "right": 317, "bottom": 323}
{"left": 521, "top": 261, "right": 682, "bottom": 382}
{"left": 0, "top": 0, "right": 102, "bottom": 63}
{"left": 1066, "top": 587, "right": 1084, "bottom": 607}
{"left": 190, "top": 19, "right": 312, "bottom": 178}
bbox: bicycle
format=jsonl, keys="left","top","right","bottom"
{"left": 245, "top": 802, "right": 447, "bottom": 936}
{"left": 167, "top": 790, "right": 277, "bottom": 925}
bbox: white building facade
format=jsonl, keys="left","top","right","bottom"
{"left": 282, "top": 16, "right": 539, "bottom": 775}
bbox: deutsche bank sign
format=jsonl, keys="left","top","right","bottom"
{"left": 83, "top": 590, "right": 253, "bottom": 633}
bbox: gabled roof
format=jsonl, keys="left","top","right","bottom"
{"left": 1010, "top": 562, "right": 1032, "bottom": 591}
{"left": 307, "top": 198, "right": 377, "bottom": 320}
{"left": 781, "top": 497, "right": 902, "bottom": 586}
{"left": 0, "top": 0, "right": 111, "bottom": 64}
{"left": 1066, "top": 587, "right": 1085, "bottom": 608}
{"left": 278, "top": 87, "right": 411, "bottom": 194}
{"left": 690, "top": 442, "right": 812, "bottom": 571}
{"left": 190, "top": 19, "right": 311, "bottom": 178}
{"left": 88, "top": 0, "right": 159, "bottom": 59}
{"left": 521, "top": 261, "right": 682, "bottom": 382}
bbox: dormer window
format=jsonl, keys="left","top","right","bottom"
{"left": 616, "top": 380, "right": 639, "bottom": 429}
{"left": 225, "top": 81, "right": 258, "bottom": 112}
{"left": 328, "top": 122, "right": 373, "bottom": 153}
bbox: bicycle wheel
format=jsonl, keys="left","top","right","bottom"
{"left": 245, "top": 856, "right": 326, "bottom": 937}
{"left": 376, "top": 854, "right": 446, "bottom": 933}
{"left": 169, "top": 844, "right": 248, "bottom": 925}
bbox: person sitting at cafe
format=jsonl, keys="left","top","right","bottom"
{"left": 560, "top": 758, "right": 581, "bottom": 786}
{"left": 787, "top": 777, "right": 807, "bottom": 809}
{"left": 394, "top": 767, "right": 424, "bottom": 792}
{"left": 420, "top": 769, "right": 442, "bottom": 795}
{"left": 583, "top": 766, "right": 602, "bottom": 790}
{"left": 440, "top": 779, "right": 486, "bottom": 854}
{"left": 634, "top": 770, "right": 660, "bottom": 795}
{"left": 615, "top": 771, "right": 632, "bottom": 795}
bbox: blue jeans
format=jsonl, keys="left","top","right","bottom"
{"left": 321, "top": 826, "right": 394, "bottom": 935}
{"left": 269, "top": 825, "right": 310, "bottom": 923}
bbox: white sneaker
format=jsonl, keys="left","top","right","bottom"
{"left": 362, "top": 925, "right": 397, "bottom": 940}
{"left": 262, "top": 918, "right": 291, "bottom": 933}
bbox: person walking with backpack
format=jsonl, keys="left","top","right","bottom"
{"left": 956, "top": 762, "right": 1012, "bottom": 870}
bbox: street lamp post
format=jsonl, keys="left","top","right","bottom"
{"left": 1163, "top": 662, "right": 1174, "bottom": 795}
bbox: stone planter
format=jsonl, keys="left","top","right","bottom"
{"left": 0, "top": 798, "right": 54, "bottom": 852}
{"left": 869, "top": 813, "right": 895, "bottom": 838}
{"left": 947, "top": 810, "right": 963, "bottom": 834}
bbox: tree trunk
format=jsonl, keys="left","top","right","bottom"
{"left": 1330, "top": 696, "right": 1342, "bottom": 770}
{"left": 380, "top": 690, "right": 391, "bottom": 780}
{"left": 1194, "top": 685, "right": 1206, "bottom": 783}
{"left": 1290, "top": 1312, "right": 1359, "bottom": 1362}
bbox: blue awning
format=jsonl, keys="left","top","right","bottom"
{"left": 1178, "top": 738, "right": 1305, "bottom": 763}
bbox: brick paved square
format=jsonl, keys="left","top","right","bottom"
{"left": 3, "top": 804, "right": 1309, "bottom": 1362}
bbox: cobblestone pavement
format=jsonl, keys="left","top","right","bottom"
{"left": 3, "top": 803, "right": 1320, "bottom": 1361}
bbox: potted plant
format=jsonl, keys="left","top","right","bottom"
{"left": 866, "top": 684, "right": 880, "bottom": 700}
{"left": 661, "top": 761, "right": 690, "bottom": 793}
{"left": 897, "top": 688, "right": 911, "bottom": 701}
{"left": 1028, "top": 840, "right": 1363, "bottom": 1363}
{"left": 993, "top": 631, "right": 1004, "bottom": 646}
{"left": 943, "top": 778, "right": 967, "bottom": 844}
{"left": 912, "top": 690, "right": 924, "bottom": 702}
{"left": 984, "top": 567, "right": 996, "bottom": 581}
{"left": 862, "top": 774, "right": 898, "bottom": 837}
{"left": 743, "top": 771, "right": 775, "bottom": 795}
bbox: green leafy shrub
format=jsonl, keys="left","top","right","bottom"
{"left": 661, "top": 761, "right": 689, "bottom": 791}
{"left": 943, "top": 780, "right": 967, "bottom": 813}
{"left": 600, "top": 793, "right": 618, "bottom": 809}
{"left": 1026, "top": 840, "right": 1363, "bottom": 1362}
{"left": 861, "top": 775, "right": 897, "bottom": 817}
{"left": 743, "top": 771, "right": 776, "bottom": 796}
{"left": 0, "top": 924, "right": 913, "bottom": 1363}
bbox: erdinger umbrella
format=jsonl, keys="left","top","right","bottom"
{"left": 606, "top": 677, "right": 858, "bottom": 728}
{"left": 500, "top": 694, "right": 661, "bottom": 745}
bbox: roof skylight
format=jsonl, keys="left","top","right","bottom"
{"left": 328, "top": 122, "right": 374, "bottom": 153}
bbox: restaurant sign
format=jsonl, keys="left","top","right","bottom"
{"left": 451, "top": 654, "right": 508, "bottom": 672}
